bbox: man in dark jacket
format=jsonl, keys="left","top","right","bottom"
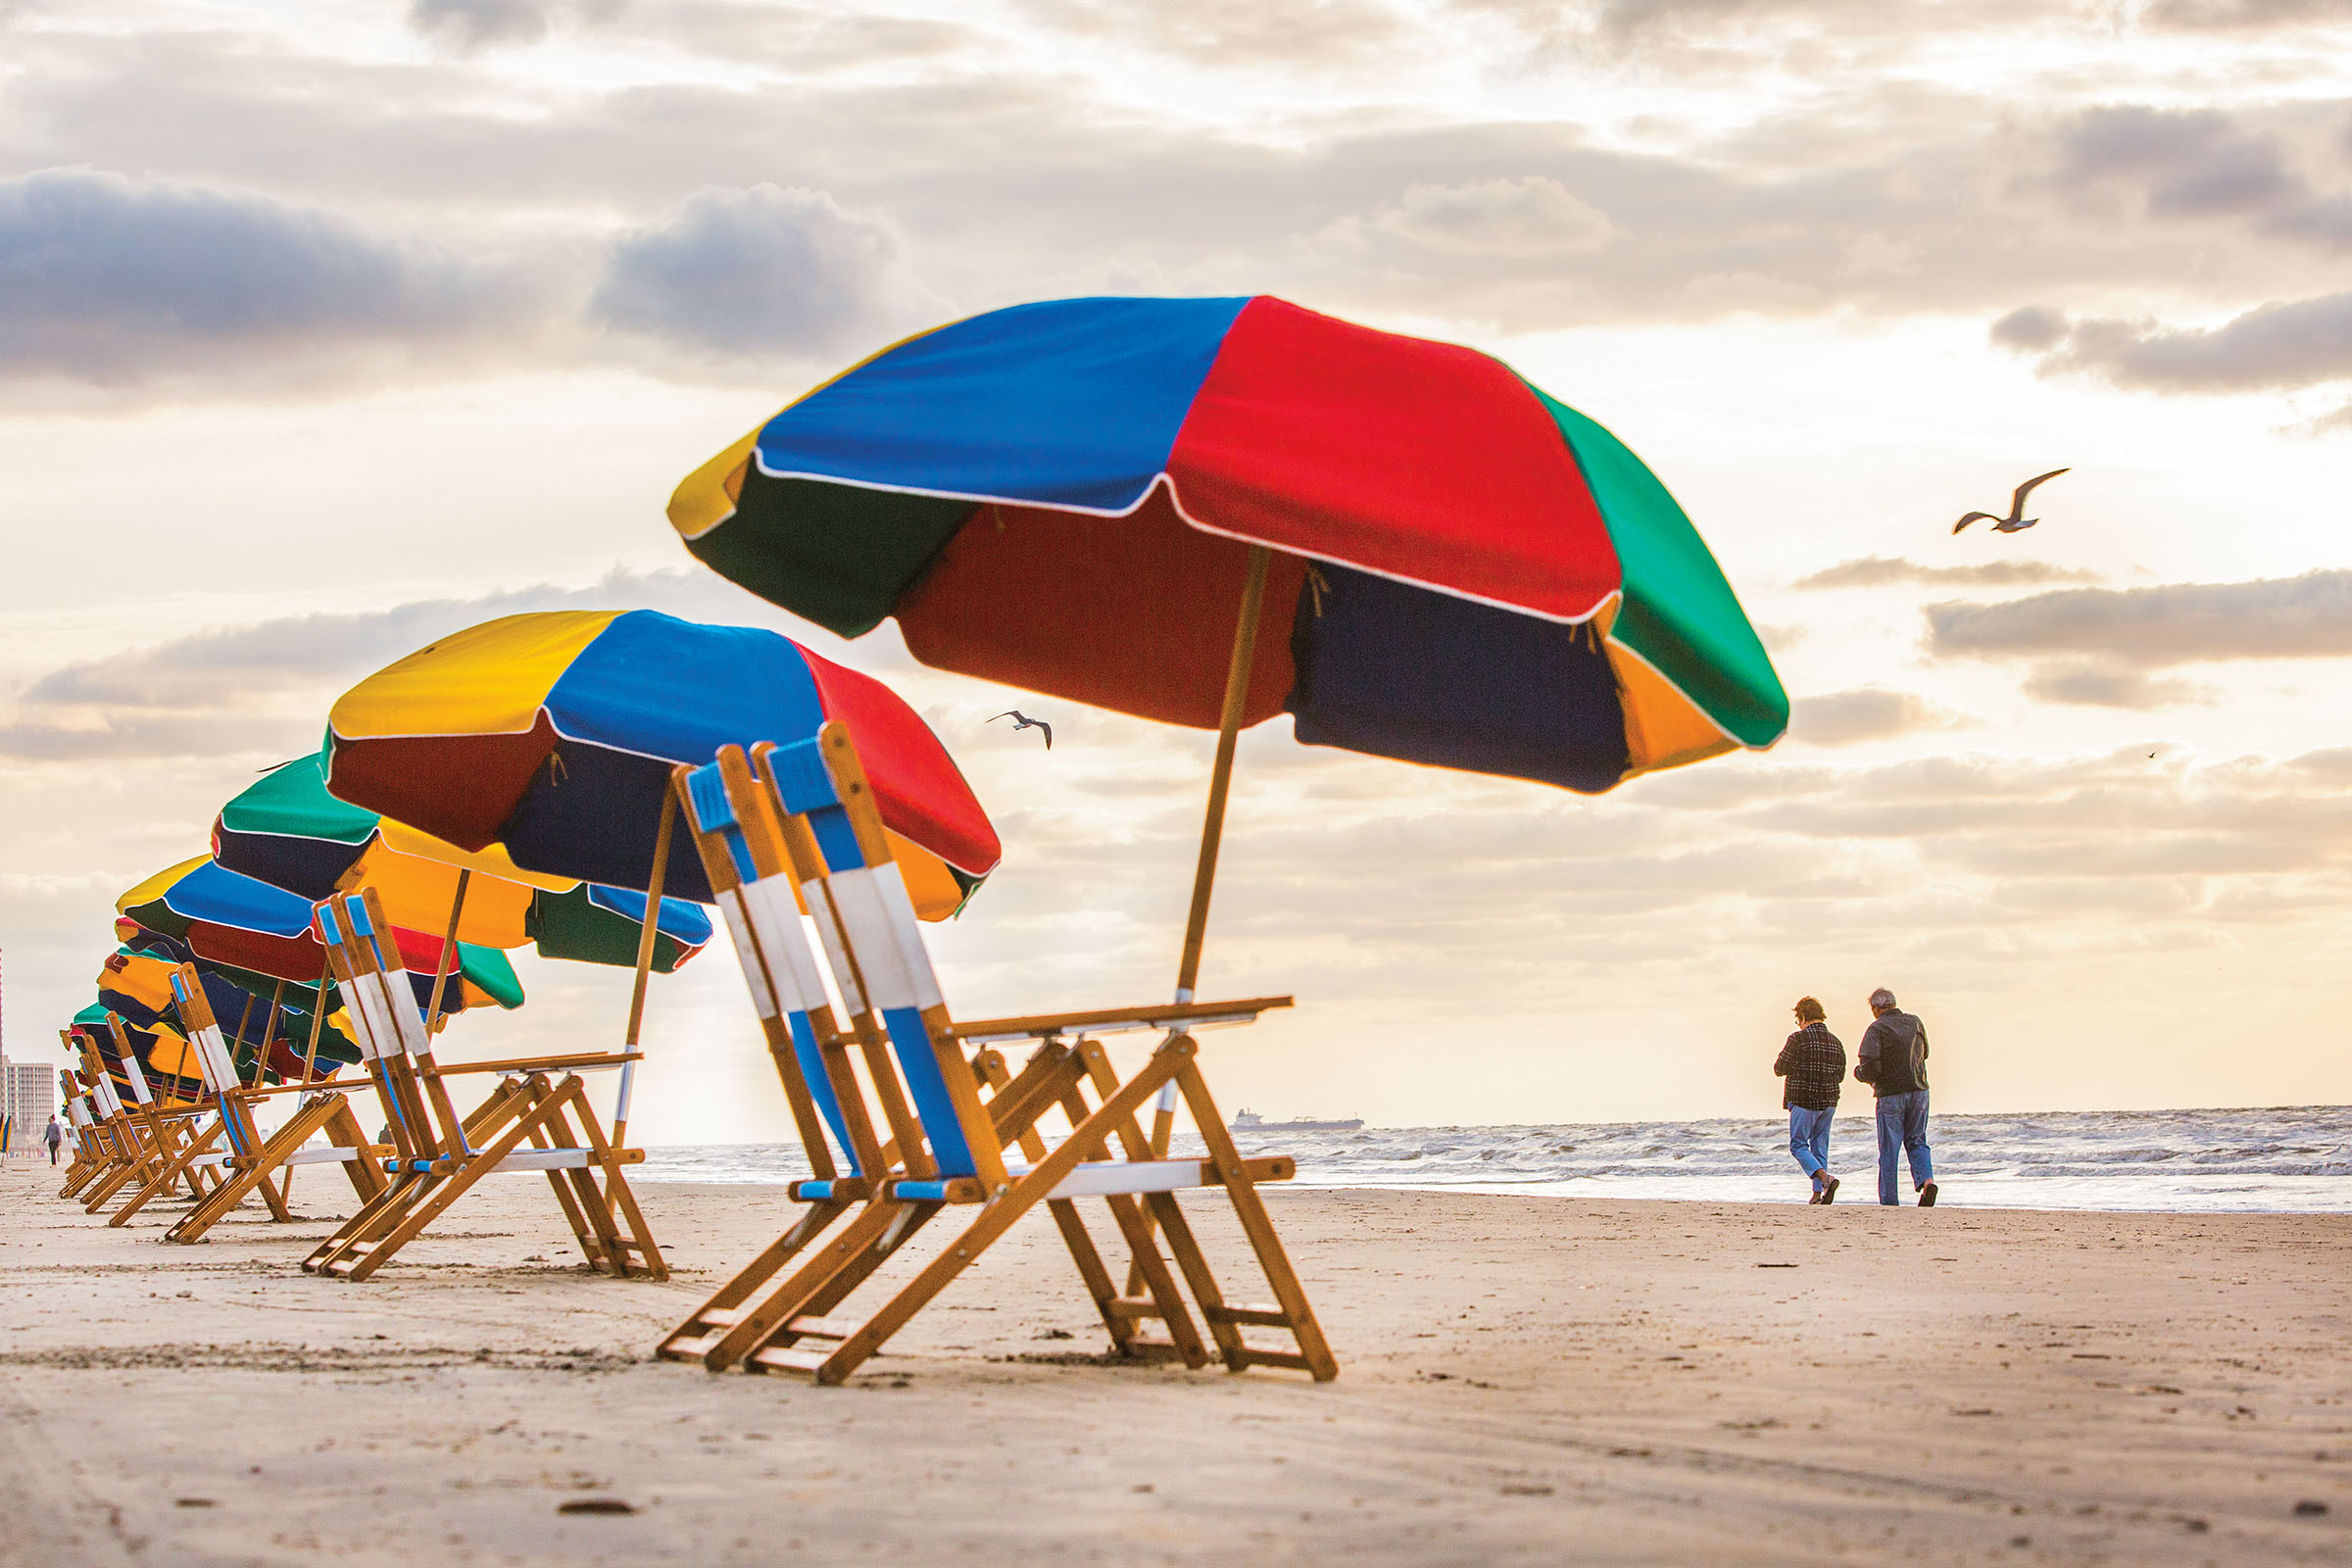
{"left": 1855, "top": 987, "right": 1936, "bottom": 1206}
{"left": 1773, "top": 997, "right": 1844, "bottom": 1203}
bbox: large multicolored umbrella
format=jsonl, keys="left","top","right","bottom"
{"left": 320, "top": 609, "right": 1002, "bottom": 914}
{"left": 119, "top": 856, "right": 524, "bottom": 1014}
{"left": 667, "top": 294, "right": 1788, "bottom": 1176}
{"left": 667, "top": 294, "right": 1788, "bottom": 794}
{"left": 213, "top": 752, "right": 712, "bottom": 972}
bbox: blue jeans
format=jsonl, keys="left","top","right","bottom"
{"left": 1876, "top": 1091, "right": 1933, "bottom": 1204}
{"left": 1787, "top": 1106, "right": 1835, "bottom": 1186}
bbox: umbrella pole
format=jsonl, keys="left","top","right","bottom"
{"left": 417, "top": 871, "right": 473, "bottom": 1154}
{"left": 1156, "top": 544, "right": 1271, "bottom": 1152}
{"left": 612, "top": 787, "right": 677, "bottom": 1152}
{"left": 254, "top": 980, "right": 283, "bottom": 1087}
{"left": 230, "top": 994, "right": 258, "bottom": 1091}
{"left": 1121, "top": 546, "right": 1271, "bottom": 1298}
{"left": 301, "top": 974, "right": 329, "bottom": 1084}
{"left": 424, "top": 869, "right": 470, "bottom": 1040}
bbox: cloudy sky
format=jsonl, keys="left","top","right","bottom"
{"left": 4, "top": 0, "right": 2351, "bottom": 1143}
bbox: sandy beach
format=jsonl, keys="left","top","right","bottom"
{"left": 2, "top": 1171, "right": 2345, "bottom": 1566}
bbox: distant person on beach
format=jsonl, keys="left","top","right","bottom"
{"left": 1856, "top": 988, "right": 1936, "bottom": 1206}
{"left": 44, "top": 1116, "right": 63, "bottom": 1166}
{"left": 1774, "top": 997, "right": 1845, "bottom": 1203}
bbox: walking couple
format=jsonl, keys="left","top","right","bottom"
{"left": 1773, "top": 988, "right": 1936, "bottom": 1206}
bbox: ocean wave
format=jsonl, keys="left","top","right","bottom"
{"left": 637, "top": 1105, "right": 2352, "bottom": 1212}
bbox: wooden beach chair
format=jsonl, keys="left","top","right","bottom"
{"left": 655, "top": 727, "right": 1335, "bottom": 1385}
{"left": 64, "top": 1027, "right": 172, "bottom": 1213}
{"left": 162, "top": 1017, "right": 389, "bottom": 1246}
{"left": 79, "top": 1018, "right": 226, "bottom": 1213}
{"left": 56, "top": 1071, "right": 110, "bottom": 1196}
{"left": 105, "top": 966, "right": 288, "bottom": 1228}
{"left": 56, "top": 1064, "right": 134, "bottom": 1200}
{"left": 298, "top": 888, "right": 664, "bottom": 1282}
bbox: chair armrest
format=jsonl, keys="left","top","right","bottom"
{"left": 429, "top": 1052, "right": 646, "bottom": 1076}
{"left": 953, "top": 996, "right": 1293, "bottom": 1044}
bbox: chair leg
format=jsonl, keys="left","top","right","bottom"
{"left": 564, "top": 1079, "right": 666, "bottom": 1281}
{"left": 656, "top": 1199, "right": 857, "bottom": 1365}
{"left": 784, "top": 1041, "right": 1195, "bottom": 1385}
{"left": 167, "top": 1095, "right": 341, "bottom": 1244}
{"left": 1176, "top": 1058, "right": 1339, "bottom": 1381}
{"left": 109, "top": 1122, "right": 222, "bottom": 1227}
{"left": 304, "top": 1078, "right": 532, "bottom": 1274}
{"left": 709, "top": 1200, "right": 942, "bottom": 1372}
{"left": 329, "top": 1087, "right": 564, "bottom": 1282}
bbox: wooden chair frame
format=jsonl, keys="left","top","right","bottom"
{"left": 63, "top": 1027, "right": 180, "bottom": 1214}
{"left": 103, "top": 965, "right": 302, "bottom": 1228}
{"left": 297, "top": 887, "right": 664, "bottom": 1282}
{"left": 655, "top": 728, "right": 1337, "bottom": 1385}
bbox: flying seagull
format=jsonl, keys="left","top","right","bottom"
{"left": 990, "top": 710, "right": 1053, "bottom": 750}
{"left": 1954, "top": 468, "right": 2069, "bottom": 534}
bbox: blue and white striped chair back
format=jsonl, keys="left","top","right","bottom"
{"left": 681, "top": 759, "right": 862, "bottom": 1179}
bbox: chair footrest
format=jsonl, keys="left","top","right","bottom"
{"left": 751, "top": 1345, "right": 833, "bottom": 1373}
{"left": 784, "top": 1314, "right": 860, "bottom": 1341}
{"left": 1231, "top": 1348, "right": 1316, "bottom": 1373}
{"left": 1117, "top": 1339, "right": 1193, "bottom": 1363}
{"left": 1105, "top": 1297, "right": 1164, "bottom": 1319}
{"left": 1204, "top": 1302, "right": 1292, "bottom": 1327}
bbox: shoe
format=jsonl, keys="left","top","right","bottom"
{"left": 1806, "top": 1190, "right": 1823, "bottom": 1203}
{"left": 1819, "top": 1175, "right": 1838, "bottom": 1205}
{"left": 1918, "top": 1181, "right": 1938, "bottom": 1207}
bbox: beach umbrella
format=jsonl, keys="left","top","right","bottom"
{"left": 99, "top": 948, "right": 361, "bottom": 1084}
{"left": 99, "top": 942, "right": 363, "bottom": 1081}
{"left": 322, "top": 608, "right": 1004, "bottom": 1145}
{"left": 212, "top": 752, "right": 712, "bottom": 972}
{"left": 320, "top": 609, "right": 1002, "bottom": 914}
{"left": 74, "top": 1001, "right": 202, "bottom": 1103}
{"left": 118, "top": 856, "right": 523, "bottom": 1014}
{"left": 665, "top": 295, "right": 1788, "bottom": 1008}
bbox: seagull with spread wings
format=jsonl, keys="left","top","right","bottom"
{"left": 990, "top": 710, "right": 1053, "bottom": 749}
{"left": 1954, "top": 468, "right": 2069, "bottom": 534}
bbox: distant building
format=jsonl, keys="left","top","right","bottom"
{"left": 2, "top": 1059, "right": 56, "bottom": 1154}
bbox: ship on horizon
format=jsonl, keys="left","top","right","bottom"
{"left": 1230, "top": 1108, "right": 1365, "bottom": 1135}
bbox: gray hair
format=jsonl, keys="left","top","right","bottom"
{"left": 1868, "top": 987, "right": 1898, "bottom": 1009}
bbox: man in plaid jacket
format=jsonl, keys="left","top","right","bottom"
{"left": 1774, "top": 998, "right": 1846, "bottom": 1203}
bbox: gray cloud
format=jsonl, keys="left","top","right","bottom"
{"left": 1020, "top": 0, "right": 1415, "bottom": 64}
{"left": 0, "top": 169, "right": 546, "bottom": 389}
{"left": 13, "top": 21, "right": 2352, "bottom": 352}
{"left": 1788, "top": 688, "right": 1965, "bottom": 746}
{"left": 411, "top": 0, "right": 555, "bottom": 49}
{"left": 1925, "top": 569, "right": 2352, "bottom": 666}
{"left": 2040, "top": 105, "right": 2352, "bottom": 246}
{"left": 2021, "top": 662, "right": 2218, "bottom": 710}
{"left": 2144, "top": 0, "right": 2352, "bottom": 26}
{"left": 409, "top": 0, "right": 619, "bottom": 52}
{"left": 1995, "top": 291, "right": 2352, "bottom": 393}
{"left": 592, "top": 184, "right": 922, "bottom": 363}
{"left": 1794, "top": 556, "right": 2100, "bottom": 590}
{"left": 2, "top": 566, "right": 851, "bottom": 760}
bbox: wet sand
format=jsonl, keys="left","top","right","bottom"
{"left": 2, "top": 1167, "right": 2346, "bottom": 1565}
